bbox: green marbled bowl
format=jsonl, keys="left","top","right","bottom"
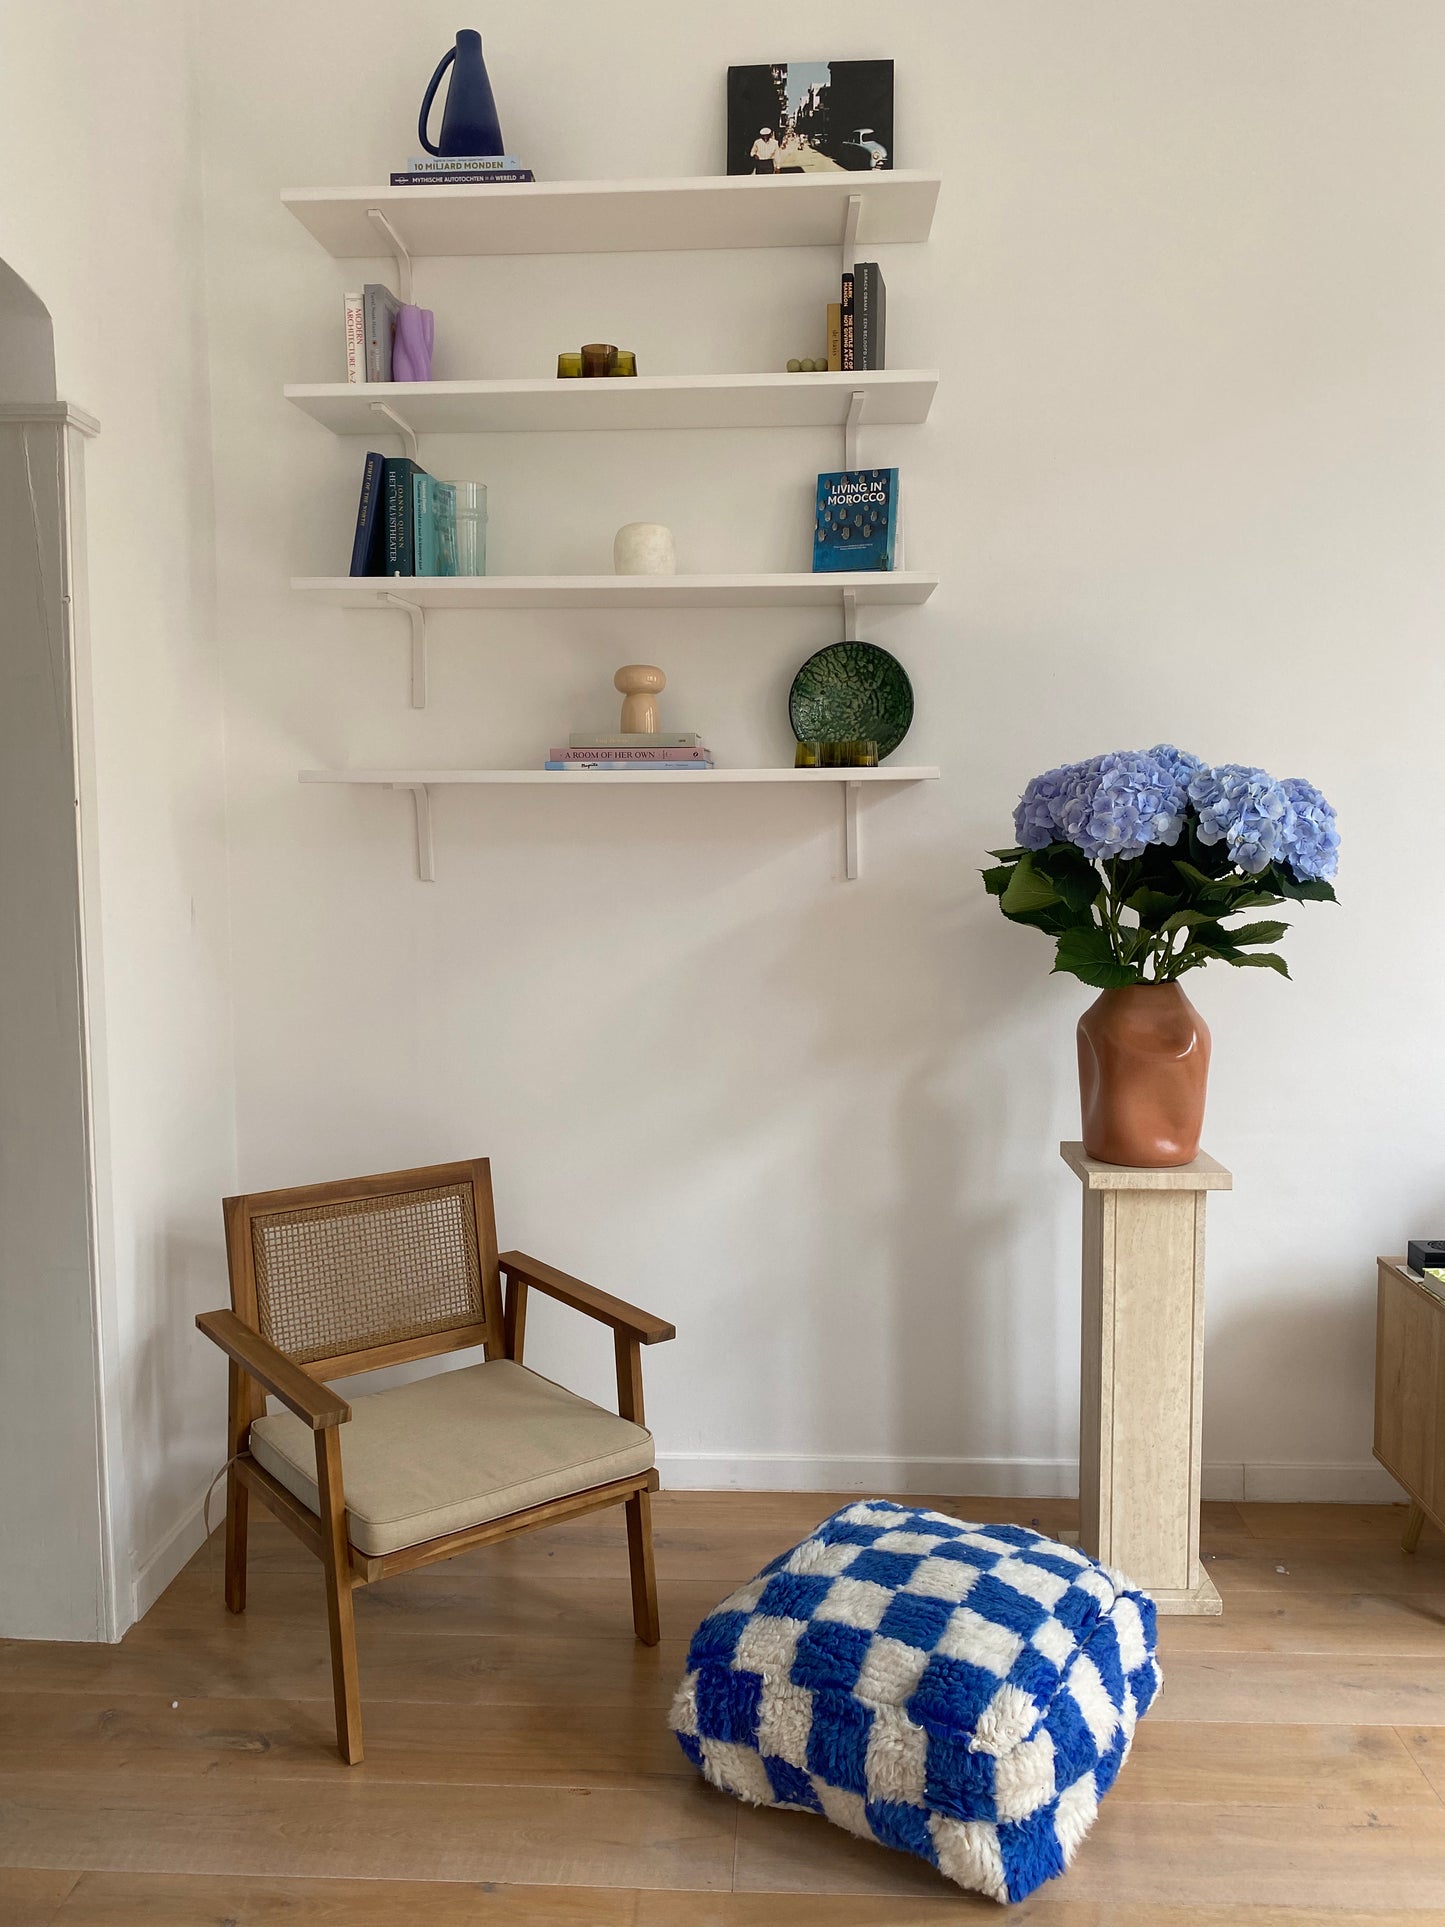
{"left": 788, "top": 641, "right": 914, "bottom": 761}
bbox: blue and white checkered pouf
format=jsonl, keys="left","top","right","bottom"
{"left": 669, "top": 1500, "right": 1160, "bottom": 1904}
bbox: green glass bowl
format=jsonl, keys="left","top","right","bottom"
{"left": 788, "top": 641, "right": 914, "bottom": 761}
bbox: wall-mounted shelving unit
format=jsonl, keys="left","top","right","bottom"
{"left": 299, "top": 766, "right": 941, "bottom": 883}
{"left": 284, "top": 169, "right": 942, "bottom": 880}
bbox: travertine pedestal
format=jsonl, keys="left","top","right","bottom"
{"left": 1061, "top": 1141, "right": 1232, "bottom": 1616}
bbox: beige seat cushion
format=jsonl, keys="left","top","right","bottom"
{"left": 249, "top": 1357, "right": 653, "bottom": 1556}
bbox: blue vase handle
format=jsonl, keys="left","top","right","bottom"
{"left": 417, "top": 46, "right": 456, "bottom": 155}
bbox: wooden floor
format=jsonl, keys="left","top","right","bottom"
{"left": 3, "top": 1493, "right": 1445, "bottom": 1925}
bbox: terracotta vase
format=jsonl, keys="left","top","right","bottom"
{"left": 1076, "top": 982, "right": 1210, "bottom": 1168}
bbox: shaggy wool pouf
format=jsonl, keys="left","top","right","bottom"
{"left": 669, "top": 1500, "right": 1160, "bottom": 1904}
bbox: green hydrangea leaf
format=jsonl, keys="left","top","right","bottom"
{"left": 1277, "top": 874, "right": 1337, "bottom": 902}
{"left": 1051, "top": 927, "right": 1140, "bottom": 988}
{"left": 1231, "top": 951, "right": 1291, "bottom": 976}
{"left": 1224, "top": 920, "right": 1290, "bottom": 946}
{"left": 981, "top": 864, "right": 1013, "bottom": 896}
{"left": 1126, "top": 888, "right": 1181, "bottom": 929}
{"left": 1000, "top": 855, "right": 1060, "bottom": 917}
{"left": 1053, "top": 865, "right": 1104, "bottom": 913}
{"left": 1161, "top": 907, "right": 1222, "bottom": 932}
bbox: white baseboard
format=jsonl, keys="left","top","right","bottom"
{"left": 1202, "top": 1461, "right": 1408, "bottom": 1504}
{"left": 656, "top": 1453, "right": 1407, "bottom": 1506}
{"left": 129, "top": 1491, "right": 210, "bottom": 1630}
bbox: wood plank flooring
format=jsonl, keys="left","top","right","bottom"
{"left": 3, "top": 1492, "right": 1445, "bottom": 1924}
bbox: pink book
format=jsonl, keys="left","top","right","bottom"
{"left": 549, "top": 745, "right": 711, "bottom": 763}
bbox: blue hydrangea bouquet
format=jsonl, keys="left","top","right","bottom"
{"left": 983, "top": 747, "right": 1339, "bottom": 987}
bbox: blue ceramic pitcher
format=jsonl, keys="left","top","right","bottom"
{"left": 418, "top": 30, "right": 505, "bottom": 157}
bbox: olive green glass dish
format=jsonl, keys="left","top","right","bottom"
{"left": 788, "top": 641, "right": 914, "bottom": 761}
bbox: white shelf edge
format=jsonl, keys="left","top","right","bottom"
{"left": 298, "top": 767, "right": 940, "bottom": 785}
{"left": 282, "top": 171, "right": 941, "bottom": 260}
{"left": 298, "top": 766, "right": 940, "bottom": 882}
{"left": 291, "top": 572, "right": 939, "bottom": 610}
{"left": 283, "top": 369, "right": 939, "bottom": 437}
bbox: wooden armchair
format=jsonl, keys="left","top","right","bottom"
{"left": 196, "top": 1158, "right": 674, "bottom": 1764}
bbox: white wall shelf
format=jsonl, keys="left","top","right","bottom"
{"left": 285, "top": 371, "right": 937, "bottom": 440}
{"left": 283, "top": 172, "right": 941, "bottom": 261}
{"left": 298, "top": 766, "right": 940, "bottom": 883}
{"left": 294, "top": 574, "right": 934, "bottom": 710}
{"left": 293, "top": 572, "right": 938, "bottom": 611}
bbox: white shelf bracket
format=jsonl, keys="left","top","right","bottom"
{"left": 370, "top": 400, "right": 420, "bottom": 462}
{"left": 844, "top": 389, "right": 866, "bottom": 471}
{"left": 366, "top": 206, "right": 414, "bottom": 303}
{"left": 380, "top": 591, "right": 428, "bottom": 708}
{"left": 842, "top": 587, "right": 858, "bottom": 642}
{"left": 842, "top": 192, "right": 862, "bottom": 276}
{"left": 844, "top": 781, "right": 862, "bottom": 881}
{"left": 392, "top": 782, "right": 435, "bottom": 881}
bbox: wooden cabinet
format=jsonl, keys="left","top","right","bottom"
{"left": 1374, "top": 1257, "right": 1445, "bottom": 1548}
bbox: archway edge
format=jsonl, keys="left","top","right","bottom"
{"left": 0, "top": 256, "right": 58, "bottom": 405}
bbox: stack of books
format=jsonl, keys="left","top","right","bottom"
{"left": 389, "top": 154, "right": 535, "bottom": 186}
{"left": 544, "top": 734, "right": 713, "bottom": 772}
{"left": 344, "top": 284, "right": 403, "bottom": 382}
{"left": 823, "top": 261, "right": 886, "bottom": 372}
{"left": 350, "top": 451, "right": 477, "bottom": 577}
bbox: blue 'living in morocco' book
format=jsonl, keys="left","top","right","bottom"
{"left": 812, "top": 468, "right": 899, "bottom": 572}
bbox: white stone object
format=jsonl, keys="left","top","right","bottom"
{"left": 613, "top": 522, "right": 676, "bottom": 575}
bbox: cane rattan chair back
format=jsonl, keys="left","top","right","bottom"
{"left": 224, "top": 1159, "right": 504, "bottom": 1378}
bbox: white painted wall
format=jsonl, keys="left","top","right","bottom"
{"left": 0, "top": 1, "right": 237, "bottom": 1629}
{"left": 193, "top": 0, "right": 1445, "bottom": 1504}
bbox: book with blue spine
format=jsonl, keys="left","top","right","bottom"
{"left": 348, "top": 450, "right": 385, "bottom": 576}
{"left": 812, "top": 468, "right": 899, "bottom": 572}
{"left": 382, "top": 456, "right": 427, "bottom": 574}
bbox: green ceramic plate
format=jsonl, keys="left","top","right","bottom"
{"left": 788, "top": 641, "right": 915, "bottom": 761}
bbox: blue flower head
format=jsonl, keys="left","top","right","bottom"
{"left": 1014, "top": 749, "right": 1338, "bottom": 883}
{"left": 1013, "top": 763, "right": 1081, "bottom": 850}
{"left": 1278, "top": 776, "right": 1340, "bottom": 881}
{"left": 1015, "top": 748, "right": 1193, "bottom": 860}
{"left": 1147, "top": 743, "right": 1205, "bottom": 790}
{"left": 1188, "top": 764, "right": 1293, "bottom": 875}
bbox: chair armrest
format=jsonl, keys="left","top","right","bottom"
{"left": 196, "top": 1309, "right": 351, "bottom": 1430}
{"left": 498, "top": 1251, "right": 675, "bottom": 1344}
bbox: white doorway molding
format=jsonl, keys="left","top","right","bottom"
{"left": 0, "top": 257, "right": 116, "bottom": 1640}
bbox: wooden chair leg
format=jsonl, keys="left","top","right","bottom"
{"left": 625, "top": 1488, "right": 660, "bottom": 1646}
{"left": 224, "top": 1466, "right": 248, "bottom": 1614}
{"left": 315, "top": 1427, "right": 364, "bottom": 1764}
{"left": 224, "top": 1359, "right": 252, "bottom": 1614}
{"left": 1403, "top": 1501, "right": 1426, "bottom": 1553}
